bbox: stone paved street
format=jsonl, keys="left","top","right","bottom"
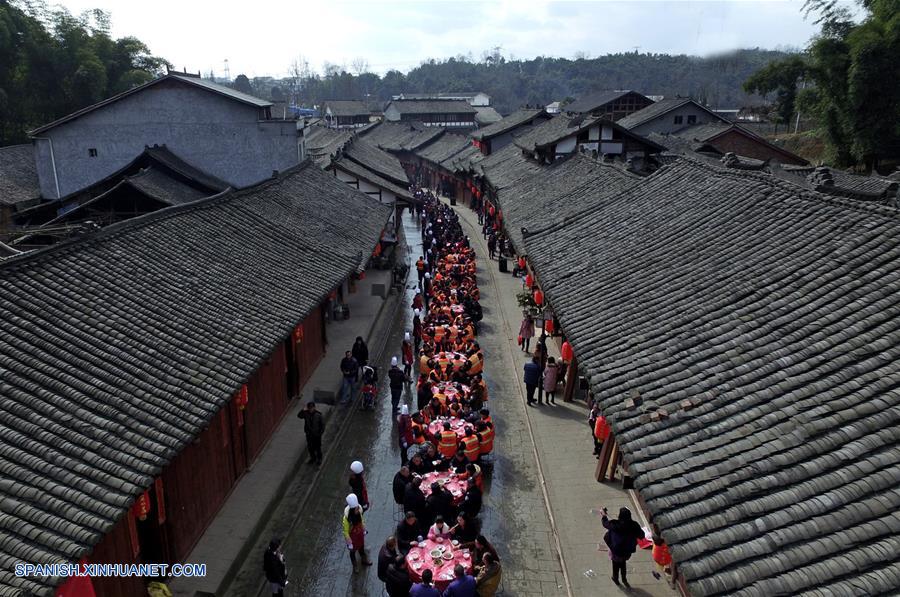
{"left": 224, "top": 201, "right": 676, "bottom": 597}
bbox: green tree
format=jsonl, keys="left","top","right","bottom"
{"left": 0, "top": 0, "right": 166, "bottom": 144}
{"left": 748, "top": 0, "right": 900, "bottom": 168}
{"left": 743, "top": 55, "right": 807, "bottom": 126}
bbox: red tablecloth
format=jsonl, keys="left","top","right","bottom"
{"left": 419, "top": 471, "right": 466, "bottom": 504}
{"left": 406, "top": 539, "right": 474, "bottom": 590}
{"left": 428, "top": 415, "right": 468, "bottom": 440}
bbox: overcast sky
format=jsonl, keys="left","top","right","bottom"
{"left": 53, "top": 0, "right": 845, "bottom": 78}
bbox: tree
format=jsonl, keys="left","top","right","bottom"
{"left": 743, "top": 55, "right": 807, "bottom": 126}
{"left": 0, "top": 1, "right": 166, "bottom": 144}
{"left": 748, "top": 0, "right": 900, "bottom": 168}
{"left": 232, "top": 74, "right": 252, "bottom": 94}
{"left": 351, "top": 57, "right": 369, "bottom": 76}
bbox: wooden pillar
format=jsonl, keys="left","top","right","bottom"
{"left": 595, "top": 435, "right": 618, "bottom": 482}
{"left": 563, "top": 354, "right": 578, "bottom": 402}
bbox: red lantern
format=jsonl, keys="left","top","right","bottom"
{"left": 132, "top": 491, "right": 151, "bottom": 521}
{"left": 497, "top": 210, "right": 503, "bottom": 222}
{"left": 534, "top": 290, "right": 544, "bottom": 306}
{"left": 237, "top": 385, "right": 249, "bottom": 410}
{"left": 545, "top": 319, "right": 555, "bottom": 334}
{"left": 518, "top": 257, "right": 526, "bottom": 269}
{"left": 489, "top": 205, "right": 496, "bottom": 216}
{"left": 525, "top": 274, "right": 534, "bottom": 287}
{"left": 561, "top": 341, "right": 574, "bottom": 361}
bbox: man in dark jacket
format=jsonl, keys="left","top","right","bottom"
{"left": 601, "top": 507, "right": 644, "bottom": 588}
{"left": 393, "top": 466, "right": 411, "bottom": 505}
{"left": 340, "top": 351, "right": 358, "bottom": 404}
{"left": 425, "top": 482, "right": 456, "bottom": 526}
{"left": 395, "top": 511, "right": 421, "bottom": 553}
{"left": 377, "top": 536, "right": 399, "bottom": 582}
{"left": 388, "top": 357, "right": 405, "bottom": 408}
{"left": 461, "top": 478, "right": 482, "bottom": 518}
{"left": 523, "top": 357, "right": 542, "bottom": 406}
{"left": 296, "top": 402, "right": 325, "bottom": 464}
{"left": 263, "top": 537, "right": 287, "bottom": 597}
{"left": 385, "top": 555, "right": 412, "bottom": 597}
{"left": 403, "top": 476, "right": 428, "bottom": 523}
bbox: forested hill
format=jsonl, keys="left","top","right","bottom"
{"left": 298, "top": 49, "right": 795, "bottom": 115}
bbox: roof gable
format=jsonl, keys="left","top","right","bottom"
{"left": 566, "top": 90, "right": 650, "bottom": 114}
{"left": 29, "top": 74, "right": 272, "bottom": 136}
{"left": 617, "top": 97, "right": 730, "bottom": 130}
{"left": 471, "top": 108, "right": 547, "bottom": 141}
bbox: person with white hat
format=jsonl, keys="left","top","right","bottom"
{"left": 388, "top": 356, "right": 405, "bottom": 408}
{"left": 342, "top": 493, "right": 372, "bottom": 571}
{"left": 401, "top": 332, "right": 414, "bottom": 381}
{"left": 348, "top": 461, "right": 369, "bottom": 511}
{"left": 397, "top": 404, "right": 413, "bottom": 466}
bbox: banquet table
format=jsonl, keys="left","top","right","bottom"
{"left": 419, "top": 470, "right": 466, "bottom": 504}
{"left": 427, "top": 415, "right": 468, "bottom": 440}
{"left": 405, "top": 539, "right": 474, "bottom": 590}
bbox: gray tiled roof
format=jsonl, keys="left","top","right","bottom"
{"left": 343, "top": 138, "right": 410, "bottom": 186}
{"left": 331, "top": 156, "right": 413, "bottom": 201}
{"left": 0, "top": 145, "right": 40, "bottom": 206}
{"left": 323, "top": 100, "right": 371, "bottom": 117}
{"left": 360, "top": 122, "right": 443, "bottom": 152}
{"left": 305, "top": 125, "right": 354, "bottom": 167}
{"left": 0, "top": 161, "right": 390, "bottom": 596}
{"left": 514, "top": 114, "right": 664, "bottom": 153}
{"left": 617, "top": 97, "right": 727, "bottom": 130}
{"left": 566, "top": 90, "right": 646, "bottom": 114}
{"left": 493, "top": 152, "right": 640, "bottom": 252}
{"left": 416, "top": 133, "right": 473, "bottom": 168}
{"left": 524, "top": 156, "right": 900, "bottom": 595}
{"left": 513, "top": 114, "right": 603, "bottom": 151}
{"left": 385, "top": 99, "right": 476, "bottom": 115}
{"left": 806, "top": 167, "right": 898, "bottom": 202}
{"left": 474, "top": 106, "right": 502, "bottom": 125}
{"left": 477, "top": 143, "right": 544, "bottom": 191}
{"left": 471, "top": 108, "right": 546, "bottom": 141}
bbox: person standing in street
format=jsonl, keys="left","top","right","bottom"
{"left": 296, "top": 401, "right": 325, "bottom": 465}
{"left": 413, "top": 309, "right": 423, "bottom": 352}
{"left": 340, "top": 351, "right": 358, "bottom": 404}
{"left": 398, "top": 405, "right": 413, "bottom": 465}
{"left": 518, "top": 314, "right": 535, "bottom": 353}
{"left": 348, "top": 461, "right": 369, "bottom": 511}
{"left": 342, "top": 494, "right": 372, "bottom": 571}
{"left": 416, "top": 256, "right": 427, "bottom": 285}
{"left": 487, "top": 234, "right": 497, "bottom": 260}
{"left": 402, "top": 333, "right": 414, "bottom": 381}
{"left": 524, "top": 356, "right": 542, "bottom": 406}
{"left": 388, "top": 357, "right": 405, "bottom": 408}
{"left": 543, "top": 357, "right": 559, "bottom": 404}
{"left": 263, "top": 537, "right": 288, "bottom": 597}
{"left": 352, "top": 336, "right": 369, "bottom": 370}
{"left": 601, "top": 506, "right": 644, "bottom": 588}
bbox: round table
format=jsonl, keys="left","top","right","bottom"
{"left": 419, "top": 470, "right": 466, "bottom": 504}
{"left": 433, "top": 351, "right": 468, "bottom": 372}
{"left": 428, "top": 416, "right": 468, "bottom": 441}
{"left": 406, "top": 539, "right": 474, "bottom": 590}
{"left": 431, "top": 382, "right": 470, "bottom": 403}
